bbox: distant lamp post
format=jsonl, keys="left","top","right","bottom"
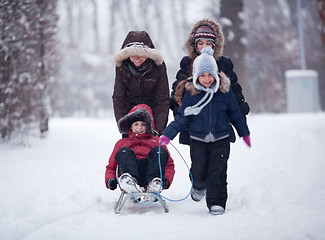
{"left": 297, "top": 0, "right": 306, "bottom": 70}
{"left": 284, "top": 0, "right": 320, "bottom": 113}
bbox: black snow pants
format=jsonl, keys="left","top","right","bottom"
{"left": 190, "top": 137, "right": 230, "bottom": 209}
{"left": 115, "top": 147, "right": 169, "bottom": 187}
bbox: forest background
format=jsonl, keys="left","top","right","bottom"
{"left": 1, "top": 0, "right": 325, "bottom": 143}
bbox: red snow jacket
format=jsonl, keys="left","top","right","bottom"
{"left": 105, "top": 132, "right": 175, "bottom": 188}
{"left": 105, "top": 104, "right": 175, "bottom": 188}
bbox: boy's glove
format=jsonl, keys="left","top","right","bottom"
{"left": 107, "top": 178, "right": 117, "bottom": 190}
{"left": 162, "top": 177, "right": 170, "bottom": 189}
{"left": 243, "top": 135, "right": 251, "bottom": 147}
{"left": 159, "top": 135, "right": 171, "bottom": 145}
{"left": 122, "top": 133, "right": 128, "bottom": 138}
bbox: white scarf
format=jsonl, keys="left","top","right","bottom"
{"left": 184, "top": 88, "right": 214, "bottom": 116}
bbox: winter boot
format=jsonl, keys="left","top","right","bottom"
{"left": 209, "top": 205, "right": 225, "bottom": 215}
{"left": 119, "top": 173, "right": 142, "bottom": 193}
{"left": 145, "top": 178, "right": 162, "bottom": 193}
{"left": 191, "top": 188, "right": 206, "bottom": 202}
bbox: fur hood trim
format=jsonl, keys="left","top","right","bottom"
{"left": 118, "top": 104, "right": 154, "bottom": 134}
{"left": 184, "top": 18, "right": 224, "bottom": 60}
{"left": 114, "top": 30, "right": 164, "bottom": 67}
{"left": 114, "top": 46, "right": 164, "bottom": 67}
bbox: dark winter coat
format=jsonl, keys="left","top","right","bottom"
{"left": 113, "top": 31, "right": 170, "bottom": 133}
{"left": 170, "top": 19, "right": 250, "bottom": 143}
{"left": 171, "top": 56, "right": 250, "bottom": 117}
{"left": 105, "top": 104, "right": 175, "bottom": 188}
{"left": 163, "top": 77, "right": 250, "bottom": 143}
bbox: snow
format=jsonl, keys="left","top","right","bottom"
{"left": 1, "top": 113, "right": 325, "bottom": 240}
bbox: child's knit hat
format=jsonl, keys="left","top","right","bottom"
{"left": 184, "top": 47, "right": 220, "bottom": 116}
{"left": 192, "top": 47, "right": 220, "bottom": 92}
{"left": 194, "top": 25, "right": 216, "bottom": 42}
{"left": 194, "top": 25, "right": 216, "bottom": 52}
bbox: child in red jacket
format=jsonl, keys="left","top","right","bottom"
{"left": 105, "top": 104, "right": 175, "bottom": 194}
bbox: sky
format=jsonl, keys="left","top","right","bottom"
{"left": 1, "top": 112, "right": 325, "bottom": 240}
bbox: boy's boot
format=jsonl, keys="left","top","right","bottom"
{"left": 145, "top": 178, "right": 162, "bottom": 193}
{"left": 119, "top": 173, "right": 142, "bottom": 193}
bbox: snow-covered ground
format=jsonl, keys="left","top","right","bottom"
{"left": 1, "top": 113, "right": 325, "bottom": 240}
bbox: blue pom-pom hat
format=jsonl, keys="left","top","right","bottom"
{"left": 192, "top": 47, "right": 220, "bottom": 93}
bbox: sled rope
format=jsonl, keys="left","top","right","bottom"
{"left": 159, "top": 142, "right": 194, "bottom": 202}
{"left": 130, "top": 142, "right": 193, "bottom": 206}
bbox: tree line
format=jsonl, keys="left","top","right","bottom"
{"left": 0, "top": 0, "right": 58, "bottom": 143}
{"left": 1, "top": 0, "right": 325, "bottom": 144}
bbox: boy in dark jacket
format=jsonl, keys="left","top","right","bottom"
{"left": 170, "top": 18, "right": 250, "bottom": 144}
{"left": 105, "top": 104, "right": 175, "bottom": 194}
{"left": 160, "top": 47, "right": 251, "bottom": 215}
{"left": 113, "top": 31, "right": 170, "bottom": 134}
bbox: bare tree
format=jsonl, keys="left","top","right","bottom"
{"left": 219, "top": 0, "right": 247, "bottom": 95}
{"left": 108, "top": 0, "right": 117, "bottom": 54}
{"left": 140, "top": 0, "right": 150, "bottom": 32}
{"left": 317, "top": 0, "right": 325, "bottom": 42}
{"left": 91, "top": 0, "right": 100, "bottom": 52}
{"left": 66, "top": 0, "right": 76, "bottom": 48}
{"left": 242, "top": 0, "right": 299, "bottom": 112}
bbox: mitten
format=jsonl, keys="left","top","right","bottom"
{"left": 162, "top": 177, "right": 170, "bottom": 189}
{"left": 122, "top": 133, "right": 128, "bottom": 138}
{"left": 243, "top": 135, "right": 251, "bottom": 147}
{"left": 107, "top": 178, "right": 118, "bottom": 190}
{"left": 159, "top": 135, "right": 171, "bottom": 145}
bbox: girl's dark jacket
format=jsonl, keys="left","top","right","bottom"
{"left": 170, "top": 19, "right": 250, "bottom": 143}
{"left": 163, "top": 76, "right": 250, "bottom": 143}
{"left": 113, "top": 31, "right": 170, "bottom": 133}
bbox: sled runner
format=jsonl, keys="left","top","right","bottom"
{"left": 114, "top": 190, "right": 169, "bottom": 214}
{"left": 114, "top": 167, "right": 169, "bottom": 214}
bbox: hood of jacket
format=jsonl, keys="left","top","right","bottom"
{"left": 114, "top": 31, "right": 164, "bottom": 67}
{"left": 118, "top": 104, "right": 155, "bottom": 135}
{"left": 185, "top": 71, "right": 231, "bottom": 96}
{"left": 184, "top": 18, "right": 224, "bottom": 61}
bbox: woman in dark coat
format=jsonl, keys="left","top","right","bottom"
{"left": 170, "top": 19, "right": 250, "bottom": 144}
{"left": 113, "top": 30, "right": 170, "bottom": 134}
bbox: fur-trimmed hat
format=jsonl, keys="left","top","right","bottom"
{"left": 114, "top": 31, "right": 164, "bottom": 67}
{"left": 118, "top": 104, "right": 154, "bottom": 134}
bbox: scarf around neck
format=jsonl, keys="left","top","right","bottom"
{"left": 126, "top": 58, "right": 154, "bottom": 78}
{"left": 184, "top": 88, "right": 214, "bottom": 116}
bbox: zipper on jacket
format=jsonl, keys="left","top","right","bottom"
{"left": 210, "top": 102, "right": 212, "bottom": 132}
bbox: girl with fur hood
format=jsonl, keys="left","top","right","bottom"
{"left": 160, "top": 47, "right": 251, "bottom": 215}
{"left": 105, "top": 104, "right": 175, "bottom": 194}
{"left": 170, "top": 18, "right": 250, "bottom": 144}
{"left": 113, "top": 31, "right": 170, "bottom": 135}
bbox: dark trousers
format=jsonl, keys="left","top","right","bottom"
{"left": 190, "top": 138, "right": 230, "bottom": 209}
{"left": 115, "top": 147, "right": 169, "bottom": 187}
